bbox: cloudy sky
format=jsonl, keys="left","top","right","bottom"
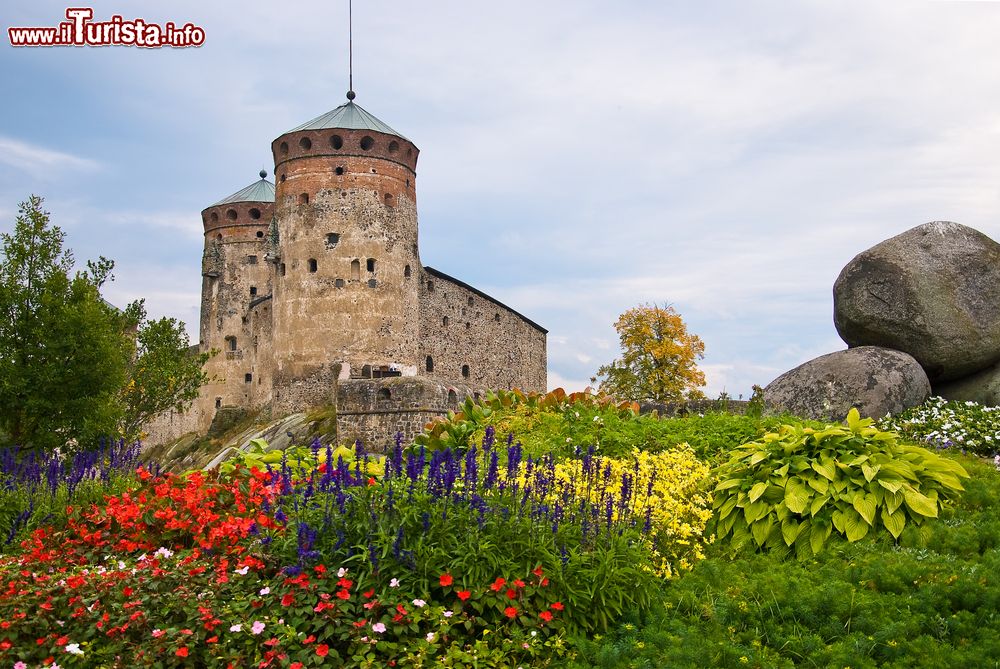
{"left": 3, "top": 1, "right": 1000, "bottom": 398}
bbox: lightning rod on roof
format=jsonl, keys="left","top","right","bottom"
{"left": 347, "top": 0, "right": 356, "bottom": 101}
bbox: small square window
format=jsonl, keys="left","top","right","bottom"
{"left": 250, "top": 286, "right": 257, "bottom": 297}
{"left": 245, "top": 373, "right": 252, "bottom": 383}
{"left": 247, "top": 255, "right": 258, "bottom": 265}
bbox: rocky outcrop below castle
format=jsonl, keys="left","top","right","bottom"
{"left": 764, "top": 221, "right": 1000, "bottom": 419}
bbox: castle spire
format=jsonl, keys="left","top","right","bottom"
{"left": 346, "top": 0, "right": 356, "bottom": 101}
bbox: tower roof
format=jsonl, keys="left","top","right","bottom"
{"left": 286, "top": 100, "right": 408, "bottom": 140}
{"left": 211, "top": 173, "right": 276, "bottom": 206}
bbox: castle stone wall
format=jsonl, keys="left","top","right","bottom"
{"left": 417, "top": 268, "right": 546, "bottom": 393}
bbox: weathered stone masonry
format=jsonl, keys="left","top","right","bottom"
{"left": 145, "top": 97, "right": 547, "bottom": 449}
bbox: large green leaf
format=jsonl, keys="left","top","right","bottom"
{"left": 812, "top": 458, "right": 836, "bottom": 481}
{"left": 844, "top": 509, "right": 869, "bottom": 542}
{"left": 903, "top": 488, "right": 939, "bottom": 518}
{"left": 810, "top": 522, "right": 832, "bottom": 555}
{"left": 853, "top": 492, "right": 877, "bottom": 527}
{"left": 784, "top": 481, "right": 810, "bottom": 514}
{"left": 881, "top": 506, "right": 906, "bottom": 539}
{"left": 748, "top": 481, "right": 769, "bottom": 503}
{"left": 781, "top": 517, "right": 802, "bottom": 546}
{"left": 877, "top": 478, "right": 902, "bottom": 494}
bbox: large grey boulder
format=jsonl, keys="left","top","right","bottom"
{"left": 934, "top": 362, "right": 1000, "bottom": 407}
{"left": 764, "top": 346, "right": 931, "bottom": 421}
{"left": 833, "top": 221, "right": 1000, "bottom": 382}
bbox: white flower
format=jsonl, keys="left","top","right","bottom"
{"left": 229, "top": 624, "right": 242, "bottom": 633}
{"left": 64, "top": 643, "right": 83, "bottom": 655}
{"left": 389, "top": 578, "right": 400, "bottom": 588}
{"left": 155, "top": 547, "right": 173, "bottom": 559}
{"left": 426, "top": 632, "right": 435, "bottom": 642}
{"left": 235, "top": 566, "right": 249, "bottom": 575}
{"left": 259, "top": 586, "right": 271, "bottom": 595}
{"left": 412, "top": 598, "right": 426, "bottom": 607}
{"left": 337, "top": 567, "right": 348, "bottom": 578}
{"left": 443, "top": 610, "right": 454, "bottom": 617}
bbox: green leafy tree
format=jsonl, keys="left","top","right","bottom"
{"left": 0, "top": 195, "right": 209, "bottom": 450}
{"left": 593, "top": 303, "right": 706, "bottom": 404}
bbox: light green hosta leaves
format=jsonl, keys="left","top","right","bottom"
{"left": 710, "top": 409, "right": 970, "bottom": 559}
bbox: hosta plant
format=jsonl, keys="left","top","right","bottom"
{"left": 711, "top": 409, "right": 969, "bottom": 557}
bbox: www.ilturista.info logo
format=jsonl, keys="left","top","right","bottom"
{"left": 8, "top": 8, "right": 205, "bottom": 48}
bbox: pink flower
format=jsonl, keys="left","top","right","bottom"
{"left": 372, "top": 622, "right": 387, "bottom": 634}
{"left": 251, "top": 621, "right": 266, "bottom": 635}
{"left": 229, "top": 624, "right": 242, "bottom": 633}
{"left": 15, "top": 663, "right": 28, "bottom": 669}
{"left": 151, "top": 629, "right": 165, "bottom": 638}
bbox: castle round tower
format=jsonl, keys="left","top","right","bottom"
{"left": 269, "top": 95, "right": 421, "bottom": 411}
{"left": 198, "top": 172, "right": 276, "bottom": 417}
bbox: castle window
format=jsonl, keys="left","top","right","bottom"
{"left": 466, "top": 322, "right": 471, "bottom": 329}
{"left": 330, "top": 134, "right": 343, "bottom": 149}
{"left": 335, "top": 278, "right": 345, "bottom": 288}
{"left": 215, "top": 397, "right": 222, "bottom": 409}
{"left": 280, "top": 263, "right": 286, "bottom": 276}
{"left": 406, "top": 179, "right": 410, "bottom": 188}
{"left": 378, "top": 388, "right": 391, "bottom": 400}
{"left": 404, "top": 265, "right": 411, "bottom": 278}
{"left": 462, "top": 364, "right": 470, "bottom": 379}
{"left": 216, "top": 233, "right": 222, "bottom": 241}
{"left": 256, "top": 230, "right": 264, "bottom": 238}
{"left": 308, "top": 258, "right": 318, "bottom": 273}
{"left": 249, "top": 208, "right": 261, "bottom": 220}
{"left": 326, "top": 232, "right": 340, "bottom": 248}
{"left": 210, "top": 212, "right": 219, "bottom": 222}
{"left": 360, "top": 136, "right": 374, "bottom": 151}
{"left": 250, "top": 286, "right": 257, "bottom": 297}
{"left": 299, "top": 137, "right": 312, "bottom": 150}
{"left": 227, "top": 337, "right": 237, "bottom": 351}
{"left": 226, "top": 209, "right": 238, "bottom": 221}
{"left": 426, "top": 356, "right": 434, "bottom": 372}
{"left": 443, "top": 316, "right": 449, "bottom": 326}
{"left": 448, "top": 389, "right": 457, "bottom": 405}
{"left": 280, "top": 173, "right": 286, "bottom": 182}
{"left": 427, "top": 281, "right": 434, "bottom": 292}
{"left": 279, "top": 141, "right": 288, "bottom": 155}
{"left": 388, "top": 140, "right": 399, "bottom": 154}
{"left": 247, "top": 255, "right": 258, "bottom": 264}
{"left": 361, "top": 364, "right": 372, "bottom": 379}
{"left": 351, "top": 259, "right": 360, "bottom": 280}
{"left": 298, "top": 193, "right": 309, "bottom": 205}
{"left": 245, "top": 373, "right": 252, "bottom": 383}
{"left": 335, "top": 166, "right": 345, "bottom": 175}
{"left": 384, "top": 193, "right": 395, "bottom": 207}
{"left": 367, "top": 258, "right": 376, "bottom": 273}
{"left": 367, "top": 279, "right": 377, "bottom": 288}
{"left": 468, "top": 297, "right": 474, "bottom": 307}
{"left": 495, "top": 313, "right": 501, "bottom": 322}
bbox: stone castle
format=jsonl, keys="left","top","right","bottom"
{"left": 159, "top": 93, "right": 547, "bottom": 447}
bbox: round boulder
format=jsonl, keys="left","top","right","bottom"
{"left": 763, "top": 346, "right": 930, "bottom": 421}
{"left": 934, "top": 362, "right": 1000, "bottom": 407}
{"left": 833, "top": 221, "right": 1000, "bottom": 382}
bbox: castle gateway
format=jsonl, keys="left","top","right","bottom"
{"left": 186, "top": 95, "right": 546, "bottom": 447}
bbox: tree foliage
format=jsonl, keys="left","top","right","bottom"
{"left": 0, "top": 195, "right": 209, "bottom": 451}
{"left": 593, "top": 303, "right": 706, "bottom": 404}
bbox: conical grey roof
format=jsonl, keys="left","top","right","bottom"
{"left": 211, "top": 176, "right": 275, "bottom": 206}
{"left": 286, "top": 100, "right": 407, "bottom": 140}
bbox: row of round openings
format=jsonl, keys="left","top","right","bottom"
{"left": 212, "top": 230, "right": 265, "bottom": 241}
{"left": 279, "top": 135, "right": 409, "bottom": 157}
{"left": 207, "top": 207, "right": 263, "bottom": 223}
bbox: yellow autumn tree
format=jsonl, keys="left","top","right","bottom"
{"left": 594, "top": 303, "right": 706, "bottom": 404}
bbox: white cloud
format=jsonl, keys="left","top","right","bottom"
{"left": 0, "top": 137, "right": 100, "bottom": 179}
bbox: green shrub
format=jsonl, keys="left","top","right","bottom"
{"left": 880, "top": 396, "right": 1000, "bottom": 456}
{"left": 711, "top": 409, "right": 970, "bottom": 557}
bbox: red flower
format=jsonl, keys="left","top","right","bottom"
{"left": 506, "top": 589, "right": 517, "bottom": 600}
{"left": 316, "top": 644, "right": 330, "bottom": 657}
{"left": 514, "top": 579, "right": 525, "bottom": 588}
{"left": 457, "top": 590, "right": 471, "bottom": 601}
{"left": 336, "top": 589, "right": 350, "bottom": 600}
{"left": 281, "top": 593, "right": 295, "bottom": 607}
{"left": 291, "top": 664, "right": 303, "bottom": 669}
{"left": 532, "top": 566, "right": 544, "bottom": 577}
{"left": 539, "top": 610, "right": 553, "bottom": 623}
{"left": 490, "top": 577, "right": 506, "bottom": 592}
{"left": 504, "top": 606, "right": 518, "bottom": 618}
{"left": 439, "top": 573, "right": 453, "bottom": 587}
{"left": 551, "top": 601, "right": 564, "bottom": 611}
{"left": 363, "top": 588, "right": 375, "bottom": 599}
{"left": 367, "top": 477, "right": 377, "bottom": 486}
{"left": 303, "top": 635, "right": 316, "bottom": 644}
{"left": 206, "top": 636, "right": 218, "bottom": 643}
{"left": 313, "top": 564, "right": 327, "bottom": 575}
{"left": 176, "top": 647, "right": 189, "bottom": 658}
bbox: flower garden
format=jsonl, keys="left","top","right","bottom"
{"left": 1, "top": 391, "right": 999, "bottom": 667}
